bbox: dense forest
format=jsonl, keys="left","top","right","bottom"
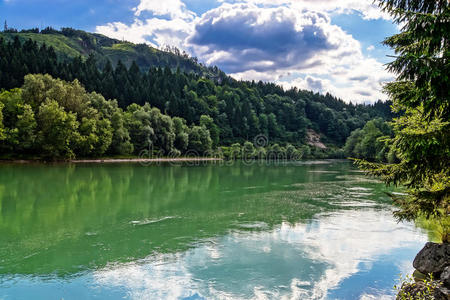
{"left": 0, "top": 26, "right": 222, "bottom": 77}
{"left": 0, "top": 29, "right": 394, "bottom": 160}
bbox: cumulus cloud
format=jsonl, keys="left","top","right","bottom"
{"left": 305, "top": 76, "right": 324, "bottom": 92}
{"left": 133, "top": 0, "right": 195, "bottom": 20}
{"left": 349, "top": 75, "right": 370, "bottom": 81}
{"left": 96, "top": 0, "right": 395, "bottom": 103}
{"left": 279, "top": 56, "right": 392, "bottom": 103}
{"left": 189, "top": 3, "right": 392, "bottom": 101}
{"left": 97, "top": 18, "right": 192, "bottom": 49}
{"left": 219, "top": 0, "right": 391, "bottom": 20}
{"left": 187, "top": 4, "right": 343, "bottom": 74}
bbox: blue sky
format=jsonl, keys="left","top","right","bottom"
{"left": 0, "top": 0, "right": 399, "bottom": 103}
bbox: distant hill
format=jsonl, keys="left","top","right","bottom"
{"left": 0, "top": 27, "right": 222, "bottom": 78}
{"left": 0, "top": 26, "right": 394, "bottom": 153}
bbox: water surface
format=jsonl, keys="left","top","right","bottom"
{"left": 0, "top": 160, "right": 427, "bottom": 299}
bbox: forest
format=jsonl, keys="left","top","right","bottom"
{"left": 0, "top": 31, "right": 394, "bottom": 160}
{"left": 0, "top": 26, "right": 221, "bottom": 77}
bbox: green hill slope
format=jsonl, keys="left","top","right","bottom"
{"left": 0, "top": 28, "right": 220, "bottom": 77}
{"left": 0, "top": 27, "right": 394, "bottom": 160}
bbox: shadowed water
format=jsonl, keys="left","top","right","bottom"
{"left": 0, "top": 160, "right": 427, "bottom": 299}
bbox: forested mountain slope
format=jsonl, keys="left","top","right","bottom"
{"left": 0, "top": 27, "right": 221, "bottom": 77}
{"left": 0, "top": 28, "right": 394, "bottom": 159}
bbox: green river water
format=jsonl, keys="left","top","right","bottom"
{"left": 0, "top": 160, "right": 428, "bottom": 299}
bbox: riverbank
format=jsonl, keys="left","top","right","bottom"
{"left": 0, "top": 157, "right": 223, "bottom": 164}
{"left": 72, "top": 157, "right": 223, "bottom": 163}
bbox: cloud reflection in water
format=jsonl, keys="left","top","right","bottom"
{"left": 93, "top": 209, "right": 426, "bottom": 300}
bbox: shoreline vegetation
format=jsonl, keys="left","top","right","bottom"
{"left": 0, "top": 73, "right": 356, "bottom": 162}
{"left": 0, "top": 157, "right": 349, "bottom": 164}
{"left": 73, "top": 157, "right": 223, "bottom": 163}
{"left": 0, "top": 157, "right": 224, "bottom": 164}
{"left": 0, "top": 31, "right": 394, "bottom": 163}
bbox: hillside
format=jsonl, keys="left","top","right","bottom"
{"left": 0, "top": 28, "right": 221, "bottom": 77}
{"left": 0, "top": 28, "right": 394, "bottom": 160}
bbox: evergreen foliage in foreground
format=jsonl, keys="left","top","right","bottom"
{"left": 356, "top": 0, "right": 449, "bottom": 241}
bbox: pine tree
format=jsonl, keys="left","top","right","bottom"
{"left": 357, "top": 0, "right": 449, "bottom": 242}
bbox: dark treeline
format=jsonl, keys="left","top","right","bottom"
{"left": 0, "top": 35, "right": 394, "bottom": 158}
{"left": 1, "top": 26, "right": 218, "bottom": 76}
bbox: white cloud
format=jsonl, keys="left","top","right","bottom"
{"left": 187, "top": 3, "right": 392, "bottom": 102}
{"left": 219, "top": 0, "right": 391, "bottom": 20}
{"left": 95, "top": 0, "right": 395, "bottom": 103}
{"left": 187, "top": 4, "right": 347, "bottom": 73}
{"left": 97, "top": 0, "right": 197, "bottom": 49}
{"left": 96, "top": 17, "right": 193, "bottom": 50}
{"left": 93, "top": 209, "right": 426, "bottom": 299}
{"left": 133, "top": 0, "right": 195, "bottom": 20}
{"left": 278, "top": 55, "right": 393, "bottom": 103}
{"left": 367, "top": 45, "right": 375, "bottom": 51}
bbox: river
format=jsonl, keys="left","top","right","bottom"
{"left": 0, "top": 160, "right": 428, "bottom": 299}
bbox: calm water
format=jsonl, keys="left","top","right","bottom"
{"left": 0, "top": 160, "right": 428, "bottom": 300}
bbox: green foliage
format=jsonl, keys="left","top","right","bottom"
{"left": 110, "top": 111, "right": 133, "bottom": 155}
{"left": 394, "top": 273, "right": 441, "bottom": 300}
{"left": 268, "top": 143, "right": 284, "bottom": 160}
{"left": 14, "top": 104, "right": 37, "bottom": 152}
{"left": 75, "top": 117, "right": 113, "bottom": 157}
{"left": 0, "top": 74, "right": 214, "bottom": 160}
{"left": 379, "top": 0, "right": 449, "bottom": 120}
{"left": 124, "top": 104, "right": 154, "bottom": 153}
{"left": 242, "top": 141, "right": 256, "bottom": 159}
{"left": 345, "top": 118, "right": 393, "bottom": 162}
{"left": 36, "top": 100, "right": 78, "bottom": 159}
{"left": 356, "top": 108, "right": 450, "bottom": 225}
{"left": 300, "top": 145, "right": 312, "bottom": 159}
{"left": 286, "top": 144, "right": 303, "bottom": 160}
{"left": 188, "top": 125, "right": 212, "bottom": 154}
{"left": 217, "top": 142, "right": 317, "bottom": 161}
{"left": 0, "top": 102, "right": 5, "bottom": 141}
{"left": 173, "top": 117, "right": 189, "bottom": 152}
{"left": 0, "top": 89, "right": 36, "bottom": 152}
{"left": 357, "top": 0, "right": 450, "bottom": 240}
{"left": 0, "top": 32, "right": 393, "bottom": 148}
{"left": 148, "top": 107, "right": 176, "bottom": 154}
{"left": 0, "top": 28, "right": 400, "bottom": 161}
{"left": 415, "top": 215, "right": 450, "bottom": 243}
{"left": 200, "top": 115, "right": 220, "bottom": 148}
{"left": 230, "top": 143, "right": 242, "bottom": 159}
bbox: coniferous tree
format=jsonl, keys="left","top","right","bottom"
{"left": 357, "top": 0, "right": 449, "bottom": 241}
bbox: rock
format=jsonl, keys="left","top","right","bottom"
{"left": 442, "top": 266, "right": 450, "bottom": 288}
{"left": 413, "top": 242, "right": 450, "bottom": 275}
{"left": 434, "top": 285, "right": 450, "bottom": 300}
{"left": 306, "top": 129, "right": 327, "bottom": 149}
